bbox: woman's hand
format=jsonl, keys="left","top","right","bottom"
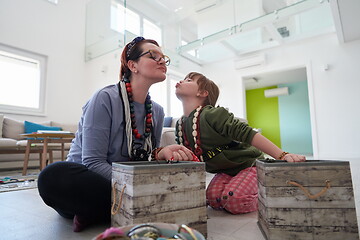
{"left": 282, "top": 153, "right": 306, "bottom": 162}
{"left": 157, "top": 144, "right": 194, "bottom": 161}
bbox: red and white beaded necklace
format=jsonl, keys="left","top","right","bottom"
{"left": 120, "top": 78, "right": 153, "bottom": 160}
{"left": 177, "top": 106, "right": 204, "bottom": 162}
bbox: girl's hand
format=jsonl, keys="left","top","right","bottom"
{"left": 282, "top": 153, "right": 306, "bottom": 162}
{"left": 157, "top": 144, "right": 194, "bottom": 161}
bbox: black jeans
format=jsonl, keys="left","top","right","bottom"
{"left": 37, "top": 161, "right": 111, "bottom": 222}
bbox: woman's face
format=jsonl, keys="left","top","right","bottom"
{"left": 134, "top": 42, "right": 168, "bottom": 82}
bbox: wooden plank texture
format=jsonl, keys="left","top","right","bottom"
{"left": 258, "top": 216, "right": 359, "bottom": 240}
{"left": 111, "top": 161, "right": 207, "bottom": 237}
{"left": 258, "top": 184, "right": 355, "bottom": 208}
{"left": 112, "top": 207, "right": 207, "bottom": 237}
{"left": 113, "top": 166, "right": 205, "bottom": 197}
{"left": 257, "top": 165, "right": 352, "bottom": 187}
{"left": 259, "top": 198, "right": 357, "bottom": 227}
{"left": 256, "top": 160, "right": 359, "bottom": 240}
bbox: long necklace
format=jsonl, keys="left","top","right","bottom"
{"left": 120, "top": 78, "right": 152, "bottom": 161}
{"left": 177, "top": 106, "right": 204, "bottom": 161}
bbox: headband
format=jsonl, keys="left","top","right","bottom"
{"left": 126, "top": 36, "right": 145, "bottom": 58}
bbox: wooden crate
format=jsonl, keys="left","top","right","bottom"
{"left": 111, "top": 161, "right": 207, "bottom": 236}
{"left": 256, "top": 159, "right": 359, "bottom": 240}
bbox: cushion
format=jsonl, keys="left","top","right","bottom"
{"left": 38, "top": 121, "right": 52, "bottom": 126}
{"left": 51, "top": 121, "right": 78, "bottom": 133}
{"left": 0, "top": 114, "right": 3, "bottom": 137}
{"left": 24, "top": 121, "right": 62, "bottom": 134}
{"left": 160, "top": 128, "right": 176, "bottom": 146}
{"left": 0, "top": 138, "right": 18, "bottom": 147}
{"left": 2, "top": 117, "right": 24, "bottom": 140}
{"left": 163, "top": 117, "right": 173, "bottom": 127}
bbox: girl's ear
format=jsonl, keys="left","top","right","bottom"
{"left": 198, "top": 90, "right": 209, "bottom": 98}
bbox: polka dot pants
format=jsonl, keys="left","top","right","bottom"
{"left": 206, "top": 167, "right": 258, "bottom": 214}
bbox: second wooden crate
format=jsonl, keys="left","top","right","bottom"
{"left": 256, "top": 159, "right": 359, "bottom": 240}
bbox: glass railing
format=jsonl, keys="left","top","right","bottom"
{"left": 85, "top": 0, "right": 334, "bottom": 64}
{"left": 176, "top": 0, "right": 334, "bottom": 64}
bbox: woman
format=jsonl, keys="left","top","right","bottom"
{"left": 175, "top": 72, "right": 306, "bottom": 214}
{"left": 38, "top": 37, "right": 193, "bottom": 232}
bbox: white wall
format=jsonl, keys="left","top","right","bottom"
{"left": 204, "top": 33, "right": 360, "bottom": 159}
{"left": 203, "top": 33, "right": 360, "bottom": 222}
{"left": 0, "top": 0, "right": 88, "bottom": 124}
{"left": 0, "top": 0, "right": 201, "bottom": 125}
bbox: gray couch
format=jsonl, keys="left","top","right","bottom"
{"left": 0, "top": 115, "right": 78, "bottom": 171}
{"left": 0, "top": 114, "right": 177, "bottom": 171}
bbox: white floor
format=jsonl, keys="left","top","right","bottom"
{"left": 0, "top": 170, "right": 265, "bottom": 240}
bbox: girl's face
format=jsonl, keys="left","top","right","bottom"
{"left": 133, "top": 43, "right": 168, "bottom": 82}
{"left": 175, "top": 76, "right": 200, "bottom": 99}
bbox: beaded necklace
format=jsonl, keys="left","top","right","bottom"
{"left": 177, "top": 106, "right": 204, "bottom": 161}
{"left": 120, "top": 78, "right": 153, "bottom": 161}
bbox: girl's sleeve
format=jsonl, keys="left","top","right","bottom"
{"left": 204, "top": 107, "right": 258, "bottom": 144}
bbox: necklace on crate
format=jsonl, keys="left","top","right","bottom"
{"left": 177, "top": 106, "right": 204, "bottom": 162}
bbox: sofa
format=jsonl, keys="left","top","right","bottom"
{"left": 0, "top": 115, "right": 78, "bottom": 171}
{"left": 0, "top": 114, "right": 177, "bottom": 171}
{"left": 159, "top": 117, "right": 178, "bottom": 147}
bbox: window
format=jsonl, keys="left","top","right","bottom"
{"left": 110, "top": 2, "right": 162, "bottom": 45}
{"left": 110, "top": 3, "right": 140, "bottom": 35}
{"left": 150, "top": 75, "right": 183, "bottom": 118}
{"left": 150, "top": 79, "right": 167, "bottom": 115}
{"left": 0, "top": 44, "right": 46, "bottom": 115}
{"left": 143, "top": 19, "right": 162, "bottom": 46}
{"left": 169, "top": 78, "right": 183, "bottom": 118}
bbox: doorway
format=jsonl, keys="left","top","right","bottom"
{"left": 243, "top": 67, "right": 313, "bottom": 156}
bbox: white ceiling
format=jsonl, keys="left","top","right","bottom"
{"left": 245, "top": 0, "right": 360, "bottom": 88}
{"left": 331, "top": 0, "right": 360, "bottom": 43}
{"left": 126, "top": 0, "right": 360, "bottom": 87}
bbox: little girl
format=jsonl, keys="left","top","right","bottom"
{"left": 175, "top": 72, "right": 306, "bottom": 214}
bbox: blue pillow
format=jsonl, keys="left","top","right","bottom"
{"left": 163, "top": 117, "right": 173, "bottom": 127}
{"left": 24, "top": 121, "right": 62, "bottom": 134}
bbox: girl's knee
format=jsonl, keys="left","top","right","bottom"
{"left": 223, "top": 195, "right": 258, "bottom": 214}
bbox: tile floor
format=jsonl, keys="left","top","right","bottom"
{"left": 0, "top": 169, "right": 265, "bottom": 240}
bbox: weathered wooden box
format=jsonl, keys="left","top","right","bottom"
{"left": 256, "top": 159, "right": 359, "bottom": 240}
{"left": 111, "top": 161, "right": 207, "bottom": 236}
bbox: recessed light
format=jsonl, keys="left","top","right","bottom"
{"left": 174, "top": 7, "right": 183, "bottom": 12}
{"left": 47, "top": 0, "right": 58, "bottom": 5}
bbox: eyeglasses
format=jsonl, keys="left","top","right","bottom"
{"left": 138, "top": 50, "right": 171, "bottom": 66}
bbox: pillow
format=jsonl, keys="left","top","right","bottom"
{"left": 24, "top": 121, "right": 62, "bottom": 134}
{"left": 163, "top": 117, "right": 173, "bottom": 127}
{"left": 0, "top": 114, "right": 4, "bottom": 137}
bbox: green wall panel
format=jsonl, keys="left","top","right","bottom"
{"left": 246, "top": 87, "right": 281, "bottom": 148}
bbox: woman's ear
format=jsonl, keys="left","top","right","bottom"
{"left": 127, "top": 60, "right": 137, "bottom": 73}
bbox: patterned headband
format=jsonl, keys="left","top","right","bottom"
{"left": 126, "top": 36, "right": 145, "bottom": 58}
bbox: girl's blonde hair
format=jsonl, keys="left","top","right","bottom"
{"left": 185, "top": 72, "right": 219, "bottom": 106}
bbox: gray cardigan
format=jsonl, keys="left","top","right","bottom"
{"left": 67, "top": 83, "right": 164, "bottom": 180}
